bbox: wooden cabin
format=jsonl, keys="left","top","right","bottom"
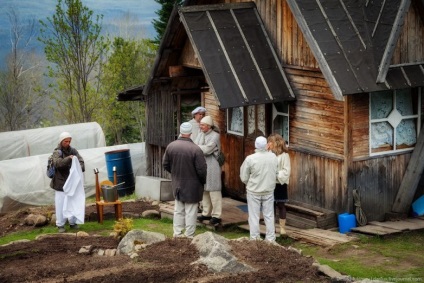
{"left": 134, "top": 0, "right": 424, "bottom": 222}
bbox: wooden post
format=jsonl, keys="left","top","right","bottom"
{"left": 392, "top": 126, "right": 424, "bottom": 213}
{"left": 113, "top": 166, "right": 117, "bottom": 185}
{"left": 94, "top": 168, "right": 100, "bottom": 202}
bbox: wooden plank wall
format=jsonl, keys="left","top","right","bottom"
{"left": 348, "top": 154, "right": 411, "bottom": 221}
{"left": 349, "top": 93, "right": 369, "bottom": 159}
{"left": 286, "top": 67, "right": 345, "bottom": 159}
{"left": 146, "top": 84, "right": 175, "bottom": 177}
{"left": 392, "top": 3, "right": 424, "bottom": 64}
{"left": 289, "top": 151, "right": 346, "bottom": 213}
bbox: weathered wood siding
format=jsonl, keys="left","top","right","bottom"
{"left": 348, "top": 154, "right": 411, "bottom": 221}
{"left": 289, "top": 151, "right": 346, "bottom": 212}
{"left": 146, "top": 83, "right": 175, "bottom": 177}
{"left": 348, "top": 93, "right": 369, "bottom": 159}
{"left": 286, "top": 68, "right": 345, "bottom": 159}
{"left": 392, "top": 2, "right": 424, "bottom": 64}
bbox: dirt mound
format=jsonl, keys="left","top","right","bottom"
{"left": 0, "top": 234, "right": 329, "bottom": 282}
{"left": 0, "top": 201, "right": 330, "bottom": 282}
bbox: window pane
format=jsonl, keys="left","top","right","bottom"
{"left": 258, "top": 104, "right": 266, "bottom": 135}
{"left": 371, "top": 91, "right": 393, "bottom": 119}
{"left": 396, "top": 89, "right": 414, "bottom": 116}
{"left": 247, "top": 106, "right": 255, "bottom": 135}
{"left": 228, "top": 107, "right": 244, "bottom": 135}
{"left": 273, "top": 115, "right": 289, "bottom": 141}
{"left": 396, "top": 118, "right": 417, "bottom": 148}
{"left": 370, "top": 122, "right": 393, "bottom": 152}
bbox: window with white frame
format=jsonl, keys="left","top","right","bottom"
{"left": 272, "top": 102, "right": 289, "bottom": 143}
{"left": 227, "top": 107, "right": 244, "bottom": 136}
{"left": 369, "top": 88, "right": 422, "bottom": 155}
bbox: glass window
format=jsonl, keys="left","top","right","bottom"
{"left": 227, "top": 107, "right": 244, "bottom": 136}
{"left": 370, "top": 88, "right": 422, "bottom": 155}
{"left": 272, "top": 102, "right": 289, "bottom": 143}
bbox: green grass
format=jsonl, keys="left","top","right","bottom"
{"left": 291, "top": 230, "right": 424, "bottom": 282}
{"left": 0, "top": 215, "right": 250, "bottom": 246}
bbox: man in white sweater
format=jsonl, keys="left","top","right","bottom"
{"left": 240, "top": 136, "right": 278, "bottom": 242}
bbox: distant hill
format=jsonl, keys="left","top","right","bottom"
{"left": 0, "top": 0, "right": 160, "bottom": 69}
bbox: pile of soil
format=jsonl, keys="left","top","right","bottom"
{"left": 0, "top": 201, "right": 330, "bottom": 282}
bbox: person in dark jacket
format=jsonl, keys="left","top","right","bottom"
{"left": 50, "top": 132, "right": 85, "bottom": 233}
{"left": 163, "top": 122, "right": 207, "bottom": 238}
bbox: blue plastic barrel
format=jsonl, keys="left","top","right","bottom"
{"left": 105, "top": 149, "right": 135, "bottom": 197}
{"left": 338, "top": 213, "right": 356, "bottom": 234}
{"left": 412, "top": 195, "right": 424, "bottom": 217}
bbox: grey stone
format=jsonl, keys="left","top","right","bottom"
{"left": 24, "top": 214, "right": 47, "bottom": 227}
{"left": 117, "top": 229, "right": 166, "bottom": 255}
{"left": 192, "top": 232, "right": 254, "bottom": 273}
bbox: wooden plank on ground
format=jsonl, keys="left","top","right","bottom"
{"left": 368, "top": 220, "right": 417, "bottom": 231}
{"left": 351, "top": 224, "right": 402, "bottom": 236}
{"left": 285, "top": 203, "right": 324, "bottom": 216}
{"left": 159, "top": 198, "right": 248, "bottom": 226}
{"left": 238, "top": 224, "right": 356, "bottom": 247}
{"left": 402, "top": 218, "right": 424, "bottom": 230}
{"left": 287, "top": 212, "right": 317, "bottom": 229}
{"left": 300, "top": 228, "right": 357, "bottom": 243}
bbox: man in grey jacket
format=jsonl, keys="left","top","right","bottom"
{"left": 163, "top": 122, "right": 207, "bottom": 238}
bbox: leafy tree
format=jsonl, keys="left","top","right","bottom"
{"left": 152, "top": 0, "right": 183, "bottom": 44}
{"left": 97, "top": 37, "right": 156, "bottom": 144}
{"left": 38, "top": 0, "right": 108, "bottom": 124}
{"left": 0, "top": 9, "right": 46, "bottom": 131}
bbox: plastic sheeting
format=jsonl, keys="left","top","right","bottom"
{"left": 0, "top": 143, "right": 146, "bottom": 213}
{"left": 0, "top": 122, "right": 106, "bottom": 161}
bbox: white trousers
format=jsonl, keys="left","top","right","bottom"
{"left": 201, "top": 190, "right": 222, "bottom": 218}
{"left": 247, "top": 191, "right": 275, "bottom": 242}
{"left": 173, "top": 200, "right": 198, "bottom": 237}
{"left": 55, "top": 191, "right": 76, "bottom": 227}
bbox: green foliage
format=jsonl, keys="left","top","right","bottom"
{"left": 38, "top": 0, "right": 109, "bottom": 124}
{"left": 113, "top": 218, "right": 134, "bottom": 240}
{"left": 97, "top": 37, "right": 156, "bottom": 145}
{"left": 152, "top": 0, "right": 183, "bottom": 44}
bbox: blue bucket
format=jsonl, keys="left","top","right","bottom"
{"left": 338, "top": 213, "right": 356, "bottom": 234}
{"left": 412, "top": 195, "right": 424, "bottom": 217}
{"left": 105, "top": 149, "right": 135, "bottom": 197}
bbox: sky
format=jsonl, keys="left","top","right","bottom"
{"left": 0, "top": 0, "right": 161, "bottom": 68}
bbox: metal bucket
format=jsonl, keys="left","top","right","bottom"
{"left": 101, "top": 185, "right": 118, "bottom": 202}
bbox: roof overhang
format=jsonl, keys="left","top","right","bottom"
{"left": 287, "top": 0, "right": 424, "bottom": 98}
{"left": 178, "top": 3, "right": 295, "bottom": 109}
{"left": 117, "top": 85, "right": 145, "bottom": 102}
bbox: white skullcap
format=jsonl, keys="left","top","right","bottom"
{"left": 191, "top": 106, "right": 207, "bottom": 115}
{"left": 200, "top": 115, "right": 213, "bottom": 126}
{"left": 59, "top": 132, "right": 72, "bottom": 143}
{"left": 180, "top": 122, "right": 193, "bottom": 135}
{"left": 255, "top": 136, "right": 267, "bottom": 150}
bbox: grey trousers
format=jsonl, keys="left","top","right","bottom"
{"left": 247, "top": 191, "right": 275, "bottom": 242}
{"left": 173, "top": 200, "right": 198, "bottom": 237}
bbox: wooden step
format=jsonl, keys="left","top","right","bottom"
{"left": 285, "top": 200, "right": 337, "bottom": 229}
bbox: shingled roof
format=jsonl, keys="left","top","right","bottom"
{"left": 143, "top": 2, "right": 295, "bottom": 109}
{"left": 287, "top": 0, "right": 424, "bottom": 99}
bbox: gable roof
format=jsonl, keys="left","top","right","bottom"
{"left": 144, "top": 2, "right": 295, "bottom": 109}
{"left": 287, "top": 0, "right": 424, "bottom": 99}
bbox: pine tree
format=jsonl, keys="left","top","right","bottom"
{"left": 152, "top": 0, "right": 183, "bottom": 44}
